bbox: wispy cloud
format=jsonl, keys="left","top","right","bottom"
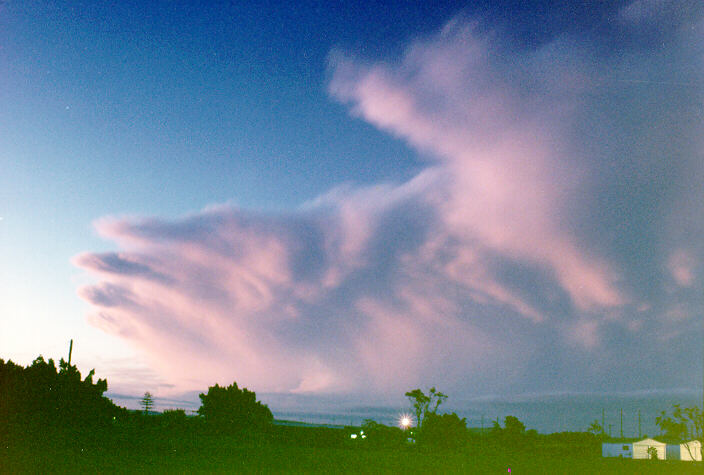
{"left": 668, "top": 249, "right": 696, "bottom": 288}
{"left": 75, "top": 4, "right": 704, "bottom": 397}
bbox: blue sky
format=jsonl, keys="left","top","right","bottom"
{"left": 1, "top": 0, "right": 703, "bottom": 411}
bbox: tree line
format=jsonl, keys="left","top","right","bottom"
{"left": 0, "top": 356, "right": 123, "bottom": 438}
{"left": 0, "top": 355, "right": 273, "bottom": 447}
{"left": 3, "top": 353, "right": 701, "bottom": 454}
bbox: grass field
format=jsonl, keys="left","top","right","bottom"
{"left": 3, "top": 433, "right": 702, "bottom": 474}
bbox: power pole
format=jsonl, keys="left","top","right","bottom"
{"left": 620, "top": 408, "right": 623, "bottom": 439}
{"left": 638, "top": 409, "right": 641, "bottom": 438}
{"left": 68, "top": 339, "right": 73, "bottom": 366}
{"left": 602, "top": 408, "right": 605, "bottom": 434}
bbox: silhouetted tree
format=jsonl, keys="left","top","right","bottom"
{"left": 656, "top": 404, "right": 702, "bottom": 460}
{"left": 0, "top": 355, "right": 121, "bottom": 440}
{"left": 161, "top": 408, "right": 188, "bottom": 430}
{"left": 418, "top": 412, "right": 468, "bottom": 449}
{"left": 490, "top": 418, "right": 502, "bottom": 435}
{"left": 655, "top": 404, "right": 701, "bottom": 440}
{"left": 504, "top": 415, "right": 526, "bottom": 436}
{"left": 141, "top": 392, "right": 154, "bottom": 414}
{"left": 490, "top": 415, "right": 529, "bottom": 447}
{"left": 405, "top": 387, "right": 447, "bottom": 430}
{"left": 587, "top": 419, "right": 606, "bottom": 438}
{"left": 198, "top": 382, "right": 273, "bottom": 434}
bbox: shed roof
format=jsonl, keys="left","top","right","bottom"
{"left": 633, "top": 438, "right": 666, "bottom": 446}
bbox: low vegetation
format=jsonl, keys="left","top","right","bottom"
{"left": 1, "top": 357, "right": 701, "bottom": 473}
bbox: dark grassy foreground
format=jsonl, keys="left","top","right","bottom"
{"left": 2, "top": 426, "right": 701, "bottom": 474}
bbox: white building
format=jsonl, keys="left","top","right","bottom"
{"left": 632, "top": 438, "right": 666, "bottom": 460}
{"left": 667, "top": 440, "right": 702, "bottom": 462}
{"left": 602, "top": 442, "right": 632, "bottom": 458}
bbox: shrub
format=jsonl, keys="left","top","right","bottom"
{"left": 198, "top": 382, "right": 273, "bottom": 434}
{"left": 417, "top": 412, "right": 468, "bottom": 449}
{"left": 0, "top": 356, "right": 123, "bottom": 441}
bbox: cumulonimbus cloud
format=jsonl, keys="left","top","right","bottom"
{"left": 75, "top": 4, "right": 704, "bottom": 396}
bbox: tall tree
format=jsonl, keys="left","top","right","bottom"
{"left": 0, "top": 354, "right": 121, "bottom": 437}
{"left": 404, "top": 387, "right": 447, "bottom": 429}
{"left": 656, "top": 402, "right": 703, "bottom": 461}
{"left": 503, "top": 415, "right": 526, "bottom": 436}
{"left": 140, "top": 391, "right": 154, "bottom": 414}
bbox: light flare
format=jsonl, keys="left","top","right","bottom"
{"left": 399, "top": 413, "right": 413, "bottom": 429}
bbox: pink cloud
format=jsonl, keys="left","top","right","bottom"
{"left": 330, "top": 20, "right": 626, "bottom": 312}
{"left": 667, "top": 249, "right": 695, "bottom": 287}
{"left": 74, "top": 193, "right": 519, "bottom": 395}
{"left": 75, "top": 10, "right": 704, "bottom": 397}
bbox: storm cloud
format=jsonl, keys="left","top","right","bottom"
{"left": 75, "top": 4, "right": 703, "bottom": 398}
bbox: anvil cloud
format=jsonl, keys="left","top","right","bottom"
{"left": 75, "top": 4, "right": 703, "bottom": 397}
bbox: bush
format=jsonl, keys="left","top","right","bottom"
{"left": 357, "top": 419, "right": 406, "bottom": 447}
{"left": 0, "top": 356, "right": 123, "bottom": 442}
{"left": 647, "top": 446, "right": 659, "bottom": 460}
{"left": 161, "top": 409, "right": 188, "bottom": 428}
{"left": 417, "top": 412, "right": 468, "bottom": 449}
{"left": 198, "top": 382, "right": 273, "bottom": 434}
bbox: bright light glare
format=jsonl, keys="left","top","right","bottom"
{"left": 399, "top": 414, "right": 413, "bottom": 428}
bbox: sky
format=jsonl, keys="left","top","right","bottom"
{"left": 1, "top": 0, "right": 703, "bottom": 415}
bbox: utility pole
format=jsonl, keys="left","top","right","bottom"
{"left": 638, "top": 409, "right": 641, "bottom": 438}
{"left": 68, "top": 339, "right": 73, "bottom": 366}
{"left": 602, "top": 408, "right": 605, "bottom": 434}
{"left": 620, "top": 409, "right": 623, "bottom": 439}
{"left": 609, "top": 423, "right": 612, "bottom": 438}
